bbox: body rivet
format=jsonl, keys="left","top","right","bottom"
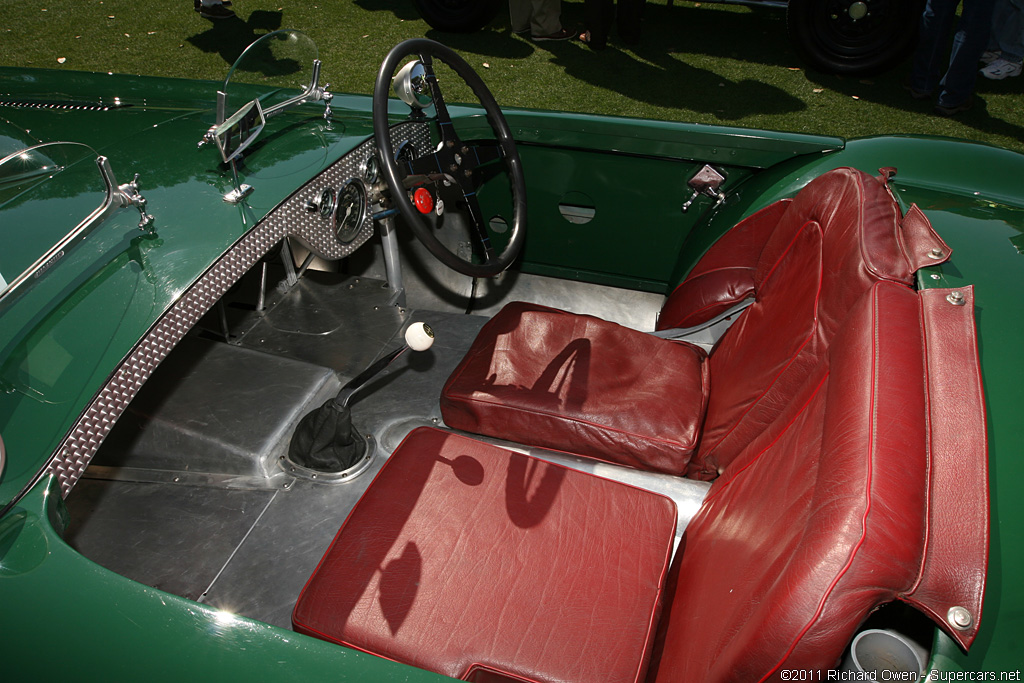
{"left": 948, "top": 606, "right": 973, "bottom": 630}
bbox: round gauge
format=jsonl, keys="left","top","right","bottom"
{"left": 316, "top": 187, "right": 336, "bottom": 218}
{"left": 395, "top": 140, "right": 418, "bottom": 166}
{"left": 334, "top": 178, "right": 367, "bottom": 244}
{"left": 361, "top": 154, "right": 380, "bottom": 184}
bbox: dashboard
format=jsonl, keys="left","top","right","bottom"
{"left": 263, "top": 121, "right": 433, "bottom": 261}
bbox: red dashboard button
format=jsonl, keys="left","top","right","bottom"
{"left": 413, "top": 188, "right": 434, "bottom": 215}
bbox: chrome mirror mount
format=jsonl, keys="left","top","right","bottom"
{"left": 198, "top": 29, "right": 333, "bottom": 203}
{"left": 393, "top": 60, "right": 433, "bottom": 110}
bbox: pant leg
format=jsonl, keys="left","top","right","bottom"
{"left": 530, "top": 0, "right": 563, "bottom": 35}
{"left": 910, "top": 0, "right": 961, "bottom": 93}
{"left": 992, "top": 0, "right": 1024, "bottom": 60}
{"left": 586, "top": 0, "right": 613, "bottom": 46}
{"left": 616, "top": 0, "right": 645, "bottom": 44}
{"left": 938, "top": 0, "right": 998, "bottom": 106}
{"left": 509, "top": 0, "right": 532, "bottom": 33}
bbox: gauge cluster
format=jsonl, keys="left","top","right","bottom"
{"left": 264, "top": 121, "right": 432, "bottom": 262}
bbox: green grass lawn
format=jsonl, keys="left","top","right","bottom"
{"left": 2, "top": 0, "right": 1022, "bottom": 153}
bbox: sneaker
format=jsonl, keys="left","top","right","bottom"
{"left": 902, "top": 80, "right": 931, "bottom": 101}
{"left": 196, "top": 1, "right": 235, "bottom": 18}
{"left": 980, "top": 50, "right": 1001, "bottom": 65}
{"left": 980, "top": 58, "right": 1022, "bottom": 80}
{"left": 933, "top": 98, "right": 972, "bottom": 117}
{"left": 532, "top": 27, "right": 575, "bottom": 41}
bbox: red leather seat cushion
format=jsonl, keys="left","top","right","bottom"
{"left": 293, "top": 427, "right": 678, "bottom": 683}
{"left": 441, "top": 302, "right": 708, "bottom": 475}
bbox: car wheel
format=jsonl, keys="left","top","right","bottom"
{"left": 787, "top": 0, "right": 925, "bottom": 76}
{"left": 412, "top": 0, "right": 503, "bottom": 32}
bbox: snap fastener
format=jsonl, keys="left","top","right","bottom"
{"left": 948, "top": 606, "right": 973, "bottom": 630}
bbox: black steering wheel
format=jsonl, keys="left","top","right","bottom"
{"left": 372, "top": 39, "right": 527, "bottom": 278}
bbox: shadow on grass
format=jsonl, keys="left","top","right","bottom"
{"left": 427, "top": 2, "right": 803, "bottom": 119}
{"left": 353, "top": 0, "right": 422, "bottom": 23}
{"left": 426, "top": 27, "right": 537, "bottom": 59}
{"left": 549, "top": 40, "right": 804, "bottom": 119}
{"left": 186, "top": 10, "right": 285, "bottom": 69}
{"left": 625, "top": 2, "right": 794, "bottom": 68}
{"left": 804, "top": 67, "right": 1024, "bottom": 144}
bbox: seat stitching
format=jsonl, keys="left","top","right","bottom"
{"left": 444, "top": 390, "right": 705, "bottom": 451}
{"left": 758, "top": 284, "right": 879, "bottom": 681}
{"left": 702, "top": 369, "right": 828, "bottom": 503}
{"left": 909, "top": 291, "right": 932, "bottom": 595}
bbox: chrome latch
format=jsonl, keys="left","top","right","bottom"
{"left": 681, "top": 164, "right": 727, "bottom": 213}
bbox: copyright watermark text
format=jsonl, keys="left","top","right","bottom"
{"left": 779, "top": 671, "right": 1021, "bottom": 681}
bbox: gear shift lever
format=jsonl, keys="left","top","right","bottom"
{"left": 288, "top": 322, "right": 434, "bottom": 473}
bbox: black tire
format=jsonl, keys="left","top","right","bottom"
{"left": 787, "top": 0, "right": 925, "bottom": 76}
{"left": 412, "top": 0, "right": 503, "bottom": 32}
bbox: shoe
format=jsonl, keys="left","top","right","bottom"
{"left": 196, "top": 1, "right": 235, "bottom": 18}
{"left": 902, "top": 80, "right": 931, "bottom": 101}
{"left": 980, "top": 58, "right": 1022, "bottom": 80}
{"left": 532, "top": 27, "right": 575, "bottom": 41}
{"left": 980, "top": 50, "right": 1001, "bottom": 65}
{"left": 933, "top": 98, "right": 972, "bottom": 117}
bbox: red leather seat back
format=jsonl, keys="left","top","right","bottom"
{"left": 688, "top": 168, "right": 947, "bottom": 478}
{"left": 653, "top": 282, "right": 930, "bottom": 680}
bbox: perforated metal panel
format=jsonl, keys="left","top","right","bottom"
{"left": 275, "top": 123, "right": 432, "bottom": 259}
{"left": 50, "top": 122, "right": 432, "bottom": 497}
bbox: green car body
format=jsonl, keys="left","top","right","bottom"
{"left": 0, "top": 46, "right": 1021, "bottom": 680}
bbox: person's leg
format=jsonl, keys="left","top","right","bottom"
{"left": 993, "top": 0, "right": 1024, "bottom": 60}
{"left": 910, "top": 0, "right": 961, "bottom": 93}
{"left": 530, "top": 0, "right": 564, "bottom": 36}
{"left": 938, "top": 0, "right": 998, "bottom": 107}
{"left": 584, "top": 0, "right": 613, "bottom": 47}
{"left": 616, "top": 0, "right": 644, "bottom": 45}
{"left": 509, "top": 0, "right": 532, "bottom": 33}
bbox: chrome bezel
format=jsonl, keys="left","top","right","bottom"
{"left": 333, "top": 178, "right": 367, "bottom": 244}
{"left": 317, "top": 186, "right": 336, "bottom": 218}
{"left": 394, "top": 139, "right": 418, "bottom": 165}
{"left": 361, "top": 154, "right": 380, "bottom": 185}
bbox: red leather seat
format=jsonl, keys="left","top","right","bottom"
{"left": 294, "top": 427, "right": 678, "bottom": 683}
{"left": 294, "top": 282, "right": 988, "bottom": 680}
{"left": 441, "top": 168, "right": 951, "bottom": 479}
{"left": 650, "top": 282, "right": 986, "bottom": 679}
{"left": 441, "top": 302, "right": 709, "bottom": 474}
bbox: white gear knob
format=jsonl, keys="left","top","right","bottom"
{"left": 405, "top": 322, "right": 435, "bottom": 351}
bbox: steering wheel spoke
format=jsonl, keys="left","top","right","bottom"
{"left": 417, "top": 55, "right": 459, "bottom": 146}
{"left": 462, "top": 191, "right": 497, "bottom": 264}
{"left": 373, "top": 38, "right": 527, "bottom": 278}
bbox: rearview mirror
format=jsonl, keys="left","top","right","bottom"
{"left": 212, "top": 98, "right": 266, "bottom": 164}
